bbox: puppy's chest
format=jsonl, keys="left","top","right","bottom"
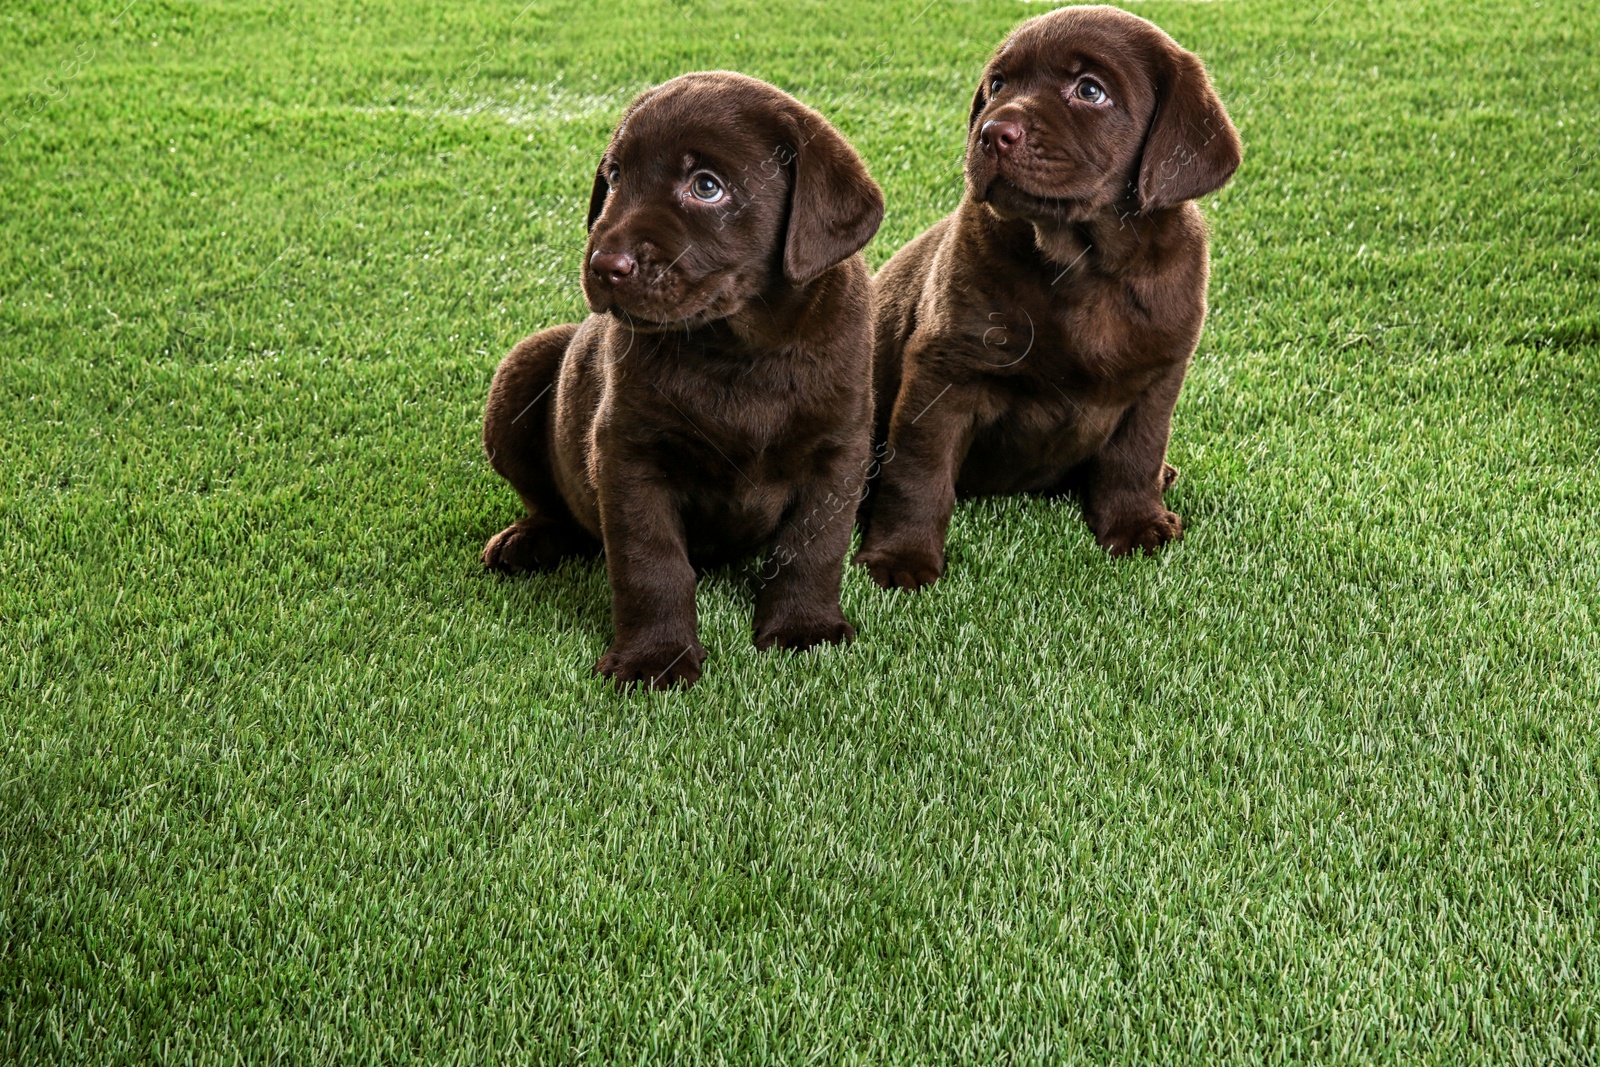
{"left": 645, "top": 360, "right": 834, "bottom": 475}
{"left": 973, "top": 281, "right": 1160, "bottom": 392}
{"left": 956, "top": 284, "right": 1165, "bottom": 489}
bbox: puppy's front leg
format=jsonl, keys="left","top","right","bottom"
{"left": 854, "top": 371, "right": 973, "bottom": 591}
{"left": 1083, "top": 362, "right": 1187, "bottom": 557}
{"left": 593, "top": 461, "right": 707, "bottom": 689}
{"left": 753, "top": 448, "right": 864, "bottom": 652}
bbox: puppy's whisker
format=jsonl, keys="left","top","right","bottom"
{"left": 616, "top": 309, "right": 638, "bottom": 362}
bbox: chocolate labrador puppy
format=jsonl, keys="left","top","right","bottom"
{"left": 482, "top": 72, "right": 884, "bottom": 689}
{"left": 856, "top": 6, "right": 1240, "bottom": 589}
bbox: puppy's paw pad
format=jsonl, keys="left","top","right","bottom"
{"left": 593, "top": 642, "right": 707, "bottom": 691}
{"left": 1097, "top": 510, "right": 1183, "bottom": 558}
{"left": 854, "top": 548, "right": 943, "bottom": 591}
{"left": 755, "top": 616, "right": 856, "bottom": 653}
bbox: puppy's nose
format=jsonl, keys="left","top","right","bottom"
{"left": 589, "top": 250, "right": 637, "bottom": 286}
{"left": 979, "top": 120, "right": 1025, "bottom": 156}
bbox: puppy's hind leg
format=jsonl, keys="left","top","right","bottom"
{"left": 482, "top": 325, "right": 595, "bottom": 572}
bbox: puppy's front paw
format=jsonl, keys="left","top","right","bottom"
{"left": 754, "top": 613, "right": 856, "bottom": 653}
{"left": 854, "top": 545, "right": 944, "bottom": 591}
{"left": 593, "top": 641, "right": 707, "bottom": 691}
{"left": 1095, "top": 509, "right": 1184, "bottom": 557}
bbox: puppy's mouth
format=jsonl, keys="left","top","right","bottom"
{"left": 986, "top": 177, "right": 1059, "bottom": 207}
{"left": 586, "top": 274, "right": 740, "bottom": 332}
{"left": 976, "top": 173, "right": 1084, "bottom": 220}
{"left": 601, "top": 304, "right": 720, "bottom": 333}
{"left": 967, "top": 150, "right": 1100, "bottom": 222}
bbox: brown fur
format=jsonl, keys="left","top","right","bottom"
{"left": 856, "top": 6, "right": 1240, "bottom": 589}
{"left": 482, "top": 72, "right": 884, "bottom": 689}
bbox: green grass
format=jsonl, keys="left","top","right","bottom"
{"left": 4, "top": 0, "right": 1599, "bottom": 1061}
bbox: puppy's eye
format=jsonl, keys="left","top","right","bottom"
{"left": 1076, "top": 78, "right": 1108, "bottom": 104}
{"left": 989, "top": 76, "right": 1006, "bottom": 96}
{"left": 606, "top": 167, "right": 620, "bottom": 189}
{"left": 688, "top": 172, "right": 725, "bottom": 204}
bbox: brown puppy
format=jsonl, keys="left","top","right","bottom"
{"left": 856, "top": 6, "right": 1240, "bottom": 589}
{"left": 482, "top": 72, "right": 884, "bottom": 689}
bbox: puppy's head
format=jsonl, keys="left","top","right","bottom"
{"left": 964, "top": 6, "right": 1240, "bottom": 223}
{"left": 581, "top": 71, "right": 883, "bottom": 330}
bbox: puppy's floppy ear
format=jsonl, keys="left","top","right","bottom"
{"left": 586, "top": 166, "right": 609, "bottom": 232}
{"left": 1136, "top": 45, "right": 1242, "bottom": 212}
{"left": 780, "top": 110, "right": 885, "bottom": 286}
{"left": 968, "top": 79, "right": 987, "bottom": 131}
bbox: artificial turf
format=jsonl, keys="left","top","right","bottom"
{"left": 3, "top": 0, "right": 1598, "bottom": 1062}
